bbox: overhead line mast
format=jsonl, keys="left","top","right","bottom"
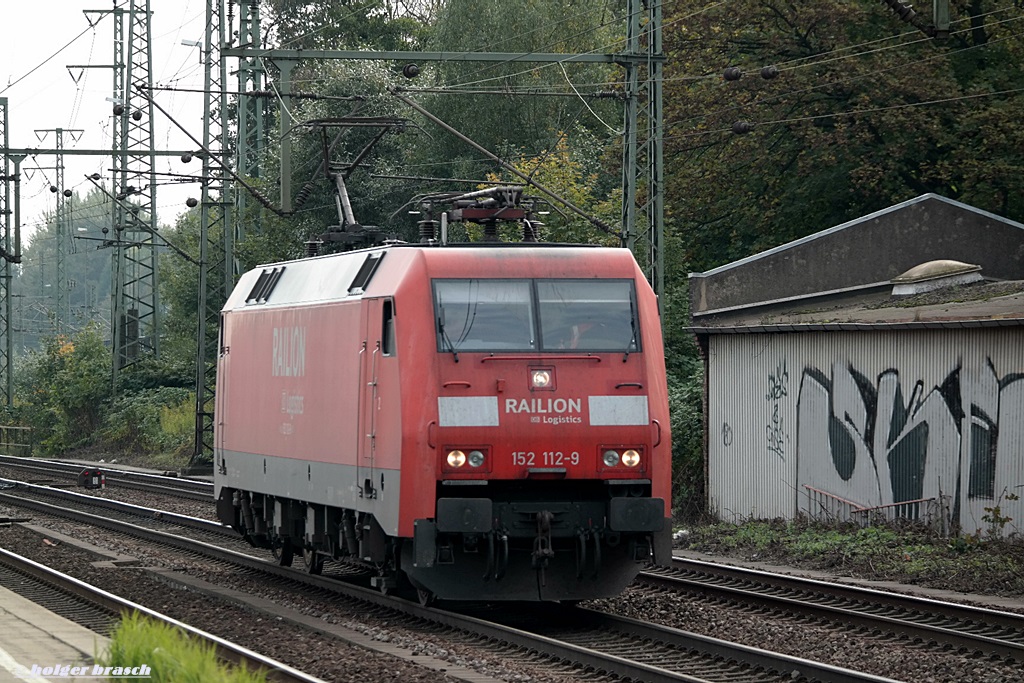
{"left": 33, "top": 128, "right": 83, "bottom": 335}
{"left": 191, "top": 0, "right": 235, "bottom": 471}
{"left": 0, "top": 99, "right": 18, "bottom": 406}
{"left": 110, "top": 0, "right": 158, "bottom": 385}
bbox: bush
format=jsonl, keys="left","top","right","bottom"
{"left": 99, "top": 611, "right": 267, "bottom": 683}
{"left": 99, "top": 387, "right": 194, "bottom": 455}
{"left": 668, "top": 354, "right": 706, "bottom": 523}
{"left": 14, "top": 325, "right": 112, "bottom": 453}
{"left": 13, "top": 326, "right": 196, "bottom": 459}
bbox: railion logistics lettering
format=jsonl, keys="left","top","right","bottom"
{"left": 505, "top": 397, "right": 582, "bottom": 415}
{"left": 272, "top": 326, "right": 306, "bottom": 377}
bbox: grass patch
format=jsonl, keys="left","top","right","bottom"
{"left": 98, "top": 611, "right": 268, "bottom": 683}
{"left": 679, "top": 518, "right": 1024, "bottom": 596}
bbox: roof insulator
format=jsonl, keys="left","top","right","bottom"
{"left": 880, "top": 0, "right": 916, "bottom": 22}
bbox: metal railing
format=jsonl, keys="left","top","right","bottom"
{"left": 0, "top": 425, "right": 32, "bottom": 457}
{"left": 802, "top": 484, "right": 948, "bottom": 530}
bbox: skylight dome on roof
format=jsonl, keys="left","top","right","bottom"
{"left": 891, "top": 259, "right": 982, "bottom": 296}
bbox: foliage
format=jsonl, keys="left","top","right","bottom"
{"left": 16, "top": 187, "right": 114, "bottom": 350}
{"left": 98, "top": 387, "right": 194, "bottom": 456}
{"left": 414, "top": 0, "right": 623, "bottom": 190}
{"left": 482, "top": 133, "right": 621, "bottom": 244}
{"left": 663, "top": 0, "right": 1024, "bottom": 277}
{"left": 265, "top": 0, "right": 431, "bottom": 52}
{"left": 668, "top": 354, "right": 705, "bottom": 522}
{"left": 99, "top": 611, "right": 267, "bottom": 683}
{"left": 15, "top": 325, "right": 112, "bottom": 453}
{"left": 12, "top": 324, "right": 193, "bottom": 458}
{"left": 981, "top": 490, "right": 1021, "bottom": 538}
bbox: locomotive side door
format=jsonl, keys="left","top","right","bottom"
{"left": 357, "top": 297, "right": 389, "bottom": 501}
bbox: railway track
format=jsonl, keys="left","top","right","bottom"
{"left": 640, "top": 557, "right": 1024, "bottom": 662}
{"left": 0, "top": 476, "right": 237, "bottom": 545}
{"left": 0, "top": 479, "right": 896, "bottom": 682}
{"left": 0, "top": 546, "right": 327, "bottom": 683}
{"left": 0, "top": 454, "right": 212, "bottom": 501}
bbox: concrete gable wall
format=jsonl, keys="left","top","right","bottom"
{"left": 689, "top": 195, "right": 1024, "bottom": 316}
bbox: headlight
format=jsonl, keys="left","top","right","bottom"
{"left": 446, "top": 450, "right": 466, "bottom": 468}
{"left": 621, "top": 449, "right": 641, "bottom": 467}
{"left": 467, "top": 450, "right": 485, "bottom": 467}
{"left": 603, "top": 450, "right": 620, "bottom": 467}
{"left": 530, "top": 368, "right": 552, "bottom": 389}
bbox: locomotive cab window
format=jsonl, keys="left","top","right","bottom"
{"left": 432, "top": 278, "right": 640, "bottom": 353}
{"left": 434, "top": 280, "right": 536, "bottom": 352}
{"left": 537, "top": 279, "right": 639, "bottom": 352}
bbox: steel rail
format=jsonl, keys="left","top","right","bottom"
{"left": 0, "top": 489, "right": 897, "bottom": 683}
{"left": 0, "top": 546, "right": 327, "bottom": 683}
{"left": 639, "top": 556, "right": 1024, "bottom": 661}
{"left": 0, "top": 477, "right": 231, "bottom": 538}
{"left": 0, "top": 454, "right": 212, "bottom": 501}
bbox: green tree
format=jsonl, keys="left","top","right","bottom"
{"left": 15, "top": 324, "right": 111, "bottom": 453}
{"left": 663, "top": 0, "right": 1024, "bottom": 275}
{"left": 265, "top": 0, "right": 431, "bottom": 52}
{"left": 15, "top": 188, "right": 114, "bottom": 350}
{"left": 482, "top": 134, "right": 621, "bottom": 245}
{"left": 413, "top": 0, "right": 623, "bottom": 187}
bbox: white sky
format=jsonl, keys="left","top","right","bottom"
{"left": 1, "top": 1, "right": 209, "bottom": 244}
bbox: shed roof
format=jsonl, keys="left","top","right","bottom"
{"left": 688, "top": 194, "right": 1024, "bottom": 330}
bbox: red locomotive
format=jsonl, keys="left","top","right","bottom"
{"left": 214, "top": 200, "right": 671, "bottom": 602}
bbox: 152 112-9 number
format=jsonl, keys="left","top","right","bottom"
{"left": 512, "top": 451, "right": 580, "bottom": 466}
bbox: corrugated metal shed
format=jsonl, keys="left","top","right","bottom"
{"left": 706, "top": 328, "right": 1024, "bottom": 536}
{"left": 690, "top": 195, "right": 1024, "bottom": 536}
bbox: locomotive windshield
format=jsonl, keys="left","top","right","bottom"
{"left": 433, "top": 279, "right": 640, "bottom": 353}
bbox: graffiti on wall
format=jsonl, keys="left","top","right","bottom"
{"left": 766, "top": 360, "right": 790, "bottom": 459}
{"left": 796, "top": 357, "right": 1024, "bottom": 517}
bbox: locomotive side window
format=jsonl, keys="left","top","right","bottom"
{"left": 382, "top": 299, "right": 396, "bottom": 356}
{"left": 434, "top": 280, "right": 536, "bottom": 352}
{"left": 537, "top": 280, "right": 640, "bottom": 352}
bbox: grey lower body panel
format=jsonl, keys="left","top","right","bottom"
{"left": 215, "top": 449, "right": 401, "bottom": 535}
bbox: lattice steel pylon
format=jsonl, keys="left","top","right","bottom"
{"left": 110, "top": 0, "right": 159, "bottom": 387}
{"left": 34, "top": 128, "right": 82, "bottom": 336}
{"left": 236, "top": 1, "right": 266, "bottom": 248}
{"left": 0, "top": 99, "right": 14, "bottom": 405}
{"left": 191, "top": 0, "right": 233, "bottom": 470}
{"left": 622, "top": 0, "right": 664, "bottom": 304}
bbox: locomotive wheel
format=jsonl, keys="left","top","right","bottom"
{"left": 302, "top": 548, "right": 324, "bottom": 575}
{"left": 272, "top": 542, "right": 294, "bottom": 567}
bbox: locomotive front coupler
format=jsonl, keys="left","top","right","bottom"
{"left": 531, "top": 510, "right": 556, "bottom": 569}
{"left": 575, "top": 528, "right": 603, "bottom": 579}
{"left": 482, "top": 530, "right": 509, "bottom": 581}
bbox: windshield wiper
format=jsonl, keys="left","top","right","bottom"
{"left": 437, "top": 306, "right": 459, "bottom": 363}
{"left": 623, "top": 299, "right": 637, "bottom": 362}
